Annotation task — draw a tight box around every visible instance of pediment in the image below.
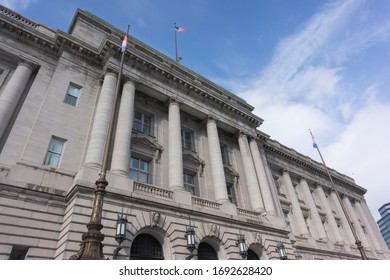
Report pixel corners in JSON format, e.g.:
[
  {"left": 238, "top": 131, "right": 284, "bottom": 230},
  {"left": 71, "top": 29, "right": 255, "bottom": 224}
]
[{"left": 131, "top": 132, "right": 163, "bottom": 151}]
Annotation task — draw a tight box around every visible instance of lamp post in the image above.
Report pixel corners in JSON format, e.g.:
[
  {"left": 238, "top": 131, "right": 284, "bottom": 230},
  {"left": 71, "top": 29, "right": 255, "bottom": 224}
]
[
  {"left": 113, "top": 214, "right": 128, "bottom": 259},
  {"left": 276, "top": 242, "right": 287, "bottom": 260},
  {"left": 236, "top": 234, "right": 248, "bottom": 259},
  {"left": 185, "top": 225, "right": 196, "bottom": 260},
  {"left": 70, "top": 25, "right": 130, "bottom": 260}
]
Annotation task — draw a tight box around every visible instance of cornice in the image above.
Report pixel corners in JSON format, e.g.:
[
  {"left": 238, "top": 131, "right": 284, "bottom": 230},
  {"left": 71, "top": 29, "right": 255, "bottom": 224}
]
[
  {"left": 1, "top": 5, "right": 263, "bottom": 130},
  {"left": 0, "top": 15, "right": 59, "bottom": 58},
  {"left": 263, "top": 139, "right": 367, "bottom": 196}
]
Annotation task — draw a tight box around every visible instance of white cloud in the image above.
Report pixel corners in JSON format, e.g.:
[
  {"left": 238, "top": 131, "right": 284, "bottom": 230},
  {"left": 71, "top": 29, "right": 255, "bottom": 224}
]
[
  {"left": 235, "top": 0, "right": 390, "bottom": 220},
  {"left": 0, "top": 0, "right": 39, "bottom": 10},
  {"left": 324, "top": 103, "right": 390, "bottom": 220}
]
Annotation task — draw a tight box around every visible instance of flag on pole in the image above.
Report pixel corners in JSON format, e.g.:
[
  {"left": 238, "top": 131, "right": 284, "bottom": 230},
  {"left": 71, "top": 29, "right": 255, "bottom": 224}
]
[
  {"left": 309, "top": 129, "right": 318, "bottom": 148},
  {"left": 175, "top": 26, "right": 184, "bottom": 32},
  {"left": 121, "top": 33, "right": 128, "bottom": 53}
]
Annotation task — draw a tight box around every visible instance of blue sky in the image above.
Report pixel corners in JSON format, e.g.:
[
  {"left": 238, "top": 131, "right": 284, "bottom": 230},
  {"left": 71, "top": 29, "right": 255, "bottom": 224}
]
[{"left": 2, "top": 0, "right": 390, "bottom": 221}]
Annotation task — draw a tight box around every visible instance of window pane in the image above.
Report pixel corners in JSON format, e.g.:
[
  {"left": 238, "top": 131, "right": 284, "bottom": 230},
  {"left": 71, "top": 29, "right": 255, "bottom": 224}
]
[
  {"left": 44, "top": 138, "right": 65, "bottom": 168},
  {"left": 67, "top": 85, "right": 80, "bottom": 97},
  {"left": 64, "top": 84, "right": 80, "bottom": 106},
  {"left": 138, "top": 173, "right": 148, "bottom": 183},
  {"left": 129, "top": 169, "right": 138, "bottom": 180},
  {"left": 140, "top": 160, "right": 149, "bottom": 172},
  {"left": 64, "top": 94, "right": 77, "bottom": 106},
  {"left": 131, "top": 157, "right": 139, "bottom": 169},
  {"left": 50, "top": 138, "right": 64, "bottom": 154}
]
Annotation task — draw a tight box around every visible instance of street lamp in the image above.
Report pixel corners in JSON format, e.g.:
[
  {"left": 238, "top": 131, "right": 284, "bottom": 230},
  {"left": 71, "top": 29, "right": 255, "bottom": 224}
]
[
  {"left": 69, "top": 25, "right": 130, "bottom": 260},
  {"left": 276, "top": 242, "right": 287, "bottom": 260},
  {"left": 113, "top": 214, "right": 128, "bottom": 259},
  {"left": 236, "top": 234, "right": 248, "bottom": 259},
  {"left": 185, "top": 225, "right": 196, "bottom": 260}
]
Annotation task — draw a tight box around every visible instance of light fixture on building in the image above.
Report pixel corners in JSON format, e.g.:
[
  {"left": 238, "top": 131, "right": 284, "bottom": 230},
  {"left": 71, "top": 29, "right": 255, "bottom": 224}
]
[
  {"left": 276, "top": 242, "right": 287, "bottom": 260},
  {"left": 113, "top": 214, "right": 128, "bottom": 259},
  {"left": 236, "top": 234, "right": 248, "bottom": 259},
  {"left": 185, "top": 225, "right": 196, "bottom": 260}
]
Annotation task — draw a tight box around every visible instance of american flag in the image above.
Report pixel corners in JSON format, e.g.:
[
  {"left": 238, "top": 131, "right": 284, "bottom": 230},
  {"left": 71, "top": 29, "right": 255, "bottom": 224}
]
[
  {"left": 309, "top": 129, "right": 318, "bottom": 148},
  {"left": 121, "top": 34, "right": 127, "bottom": 52},
  {"left": 175, "top": 26, "right": 184, "bottom": 32}
]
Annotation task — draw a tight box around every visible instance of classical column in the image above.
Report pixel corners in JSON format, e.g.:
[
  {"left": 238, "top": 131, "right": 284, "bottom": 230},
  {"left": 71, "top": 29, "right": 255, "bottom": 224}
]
[
  {"left": 315, "top": 186, "right": 343, "bottom": 243},
  {"left": 282, "top": 170, "right": 309, "bottom": 237},
  {"left": 0, "top": 61, "right": 34, "bottom": 139},
  {"left": 299, "top": 178, "right": 327, "bottom": 240},
  {"left": 249, "top": 138, "right": 276, "bottom": 214},
  {"left": 111, "top": 80, "right": 136, "bottom": 175},
  {"left": 206, "top": 117, "right": 229, "bottom": 203},
  {"left": 343, "top": 197, "right": 370, "bottom": 248},
  {"left": 168, "top": 100, "right": 184, "bottom": 191},
  {"left": 85, "top": 72, "right": 117, "bottom": 167},
  {"left": 238, "top": 133, "right": 264, "bottom": 212},
  {"left": 330, "top": 191, "right": 355, "bottom": 245},
  {"left": 360, "top": 200, "right": 389, "bottom": 251},
  {"left": 355, "top": 201, "right": 382, "bottom": 251}
]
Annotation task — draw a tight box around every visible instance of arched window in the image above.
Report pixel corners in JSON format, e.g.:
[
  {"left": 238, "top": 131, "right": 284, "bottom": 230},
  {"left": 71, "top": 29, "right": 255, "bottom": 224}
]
[
  {"left": 247, "top": 249, "right": 260, "bottom": 260},
  {"left": 197, "top": 242, "right": 218, "bottom": 260},
  {"left": 130, "top": 234, "right": 164, "bottom": 260}
]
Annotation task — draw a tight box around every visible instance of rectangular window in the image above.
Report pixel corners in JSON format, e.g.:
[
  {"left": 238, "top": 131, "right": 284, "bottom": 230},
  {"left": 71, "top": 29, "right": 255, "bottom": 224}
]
[
  {"left": 129, "top": 156, "right": 150, "bottom": 183},
  {"left": 43, "top": 137, "right": 65, "bottom": 168},
  {"left": 226, "top": 183, "right": 237, "bottom": 205},
  {"left": 9, "top": 246, "right": 29, "bottom": 260},
  {"left": 64, "top": 83, "right": 81, "bottom": 106},
  {"left": 220, "top": 145, "right": 229, "bottom": 165},
  {"left": 181, "top": 129, "right": 193, "bottom": 151},
  {"left": 183, "top": 172, "right": 197, "bottom": 196},
  {"left": 133, "top": 111, "right": 152, "bottom": 135}
]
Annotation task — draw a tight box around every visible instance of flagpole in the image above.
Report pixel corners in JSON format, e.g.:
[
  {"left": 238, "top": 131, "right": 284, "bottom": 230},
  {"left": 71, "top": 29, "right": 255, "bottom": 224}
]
[
  {"left": 174, "top": 23, "right": 181, "bottom": 62},
  {"left": 309, "top": 130, "right": 368, "bottom": 260},
  {"left": 70, "top": 25, "right": 130, "bottom": 260}
]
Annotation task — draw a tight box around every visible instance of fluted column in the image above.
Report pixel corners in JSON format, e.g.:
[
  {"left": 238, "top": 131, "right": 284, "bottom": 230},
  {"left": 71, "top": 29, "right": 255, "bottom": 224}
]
[
  {"left": 85, "top": 72, "right": 117, "bottom": 167},
  {"left": 355, "top": 200, "right": 381, "bottom": 250},
  {"left": 111, "top": 80, "right": 136, "bottom": 175},
  {"left": 206, "top": 117, "right": 229, "bottom": 203},
  {"left": 315, "top": 186, "right": 343, "bottom": 243},
  {"left": 249, "top": 138, "right": 276, "bottom": 214},
  {"left": 168, "top": 100, "right": 184, "bottom": 191},
  {"left": 360, "top": 200, "right": 389, "bottom": 251},
  {"left": 238, "top": 133, "right": 264, "bottom": 212},
  {"left": 299, "top": 178, "right": 327, "bottom": 240},
  {"left": 330, "top": 191, "right": 355, "bottom": 245},
  {"left": 343, "top": 197, "right": 370, "bottom": 248},
  {"left": 0, "top": 61, "right": 34, "bottom": 139},
  {"left": 282, "top": 171, "right": 309, "bottom": 237}
]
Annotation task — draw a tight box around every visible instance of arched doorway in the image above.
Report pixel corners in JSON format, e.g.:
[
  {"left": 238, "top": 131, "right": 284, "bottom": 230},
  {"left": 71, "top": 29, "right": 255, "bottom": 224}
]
[
  {"left": 130, "top": 233, "right": 164, "bottom": 260},
  {"left": 247, "top": 249, "right": 260, "bottom": 260},
  {"left": 197, "top": 242, "right": 218, "bottom": 260}
]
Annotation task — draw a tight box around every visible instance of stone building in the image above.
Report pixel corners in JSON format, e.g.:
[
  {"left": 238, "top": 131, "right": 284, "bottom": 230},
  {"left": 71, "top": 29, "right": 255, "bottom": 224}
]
[{"left": 0, "top": 5, "right": 388, "bottom": 260}]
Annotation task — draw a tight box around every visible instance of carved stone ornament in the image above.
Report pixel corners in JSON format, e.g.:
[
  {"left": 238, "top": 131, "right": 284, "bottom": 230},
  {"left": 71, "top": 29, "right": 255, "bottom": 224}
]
[
  {"left": 254, "top": 232, "right": 263, "bottom": 247},
  {"left": 151, "top": 211, "right": 161, "bottom": 227},
  {"left": 209, "top": 224, "right": 219, "bottom": 237}
]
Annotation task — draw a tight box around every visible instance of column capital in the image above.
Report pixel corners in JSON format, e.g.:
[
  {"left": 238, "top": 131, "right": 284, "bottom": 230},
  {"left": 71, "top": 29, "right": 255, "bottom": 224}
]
[
  {"left": 102, "top": 70, "right": 118, "bottom": 79},
  {"left": 207, "top": 115, "right": 217, "bottom": 123},
  {"left": 169, "top": 98, "right": 180, "bottom": 106},
  {"left": 123, "top": 77, "right": 138, "bottom": 87},
  {"left": 238, "top": 131, "right": 248, "bottom": 138},
  {"left": 299, "top": 176, "right": 307, "bottom": 182},
  {"left": 18, "top": 56, "right": 39, "bottom": 70},
  {"left": 282, "top": 168, "right": 290, "bottom": 175}
]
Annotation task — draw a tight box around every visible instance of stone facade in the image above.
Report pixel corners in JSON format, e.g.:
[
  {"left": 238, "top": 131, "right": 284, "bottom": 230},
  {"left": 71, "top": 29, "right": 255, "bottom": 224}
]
[{"left": 0, "top": 5, "right": 389, "bottom": 260}]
